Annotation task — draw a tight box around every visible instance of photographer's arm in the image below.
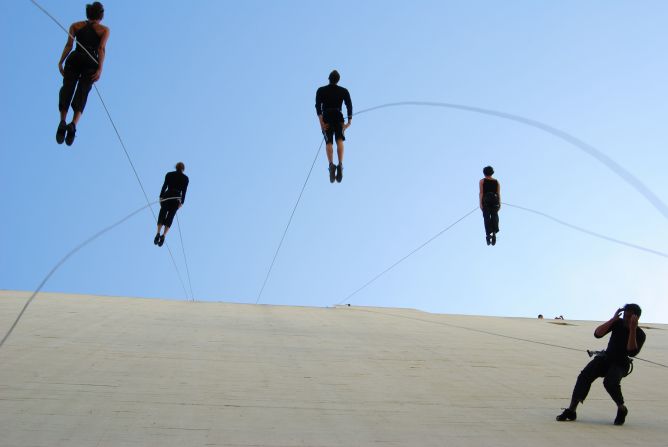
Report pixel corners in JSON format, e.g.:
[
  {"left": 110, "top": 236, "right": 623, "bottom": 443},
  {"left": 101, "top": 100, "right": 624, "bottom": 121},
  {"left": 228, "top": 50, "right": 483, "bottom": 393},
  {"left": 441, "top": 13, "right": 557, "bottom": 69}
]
[
  {"left": 626, "top": 314, "right": 639, "bottom": 354},
  {"left": 594, "top": 308, "right": 622, "bottom": 338}
]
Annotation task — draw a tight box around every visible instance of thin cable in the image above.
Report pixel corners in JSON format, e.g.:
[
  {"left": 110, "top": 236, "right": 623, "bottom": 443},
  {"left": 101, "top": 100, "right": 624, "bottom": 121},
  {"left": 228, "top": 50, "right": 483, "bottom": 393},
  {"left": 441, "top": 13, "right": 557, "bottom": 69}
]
[
  {"left": 503, "top": 202, "right": 668, "bottom": 259},
  {"left": 31, "top": 3, "right": 665, "bottom": 303},
  {"left": 93, "top": 88, "right": 189, "bottom": 300},
  {"left": 346, "top": 307, "right": 668, "bottom": 369},
  {"left": 634, "top": 357, "right": 668, "bottom": 368},
  {"left": 29, "top": 0, "right": 191, "bottom": 300},
  {"left": 336, "top": 207, "right": 478, "bottom": 305},
  {"left": 242, "top": 99, "right": 666, "bottom": 304},
  {"left": 256, "top": 137, "right": 325, "bottom": 304},
  {"left": 29, "top": 0, "right": 72, "bottom": 38},
  {"left": 337, "top": 202, "right": 666, "bottom": 306},
  {"left": 176, "top": 214, "right": 194, "bottom": 301},
  {"left": 92, "top": 89, "right": 152, "bottom": 209},
  {"left": 0, "top": 198, "right": 179, "bottom": 350},
  {"left": 350, "top": 307, "right": 582, "bottom": 351},
  {"left": 354, "top": 102, "right": 668, "bottom": 221}
]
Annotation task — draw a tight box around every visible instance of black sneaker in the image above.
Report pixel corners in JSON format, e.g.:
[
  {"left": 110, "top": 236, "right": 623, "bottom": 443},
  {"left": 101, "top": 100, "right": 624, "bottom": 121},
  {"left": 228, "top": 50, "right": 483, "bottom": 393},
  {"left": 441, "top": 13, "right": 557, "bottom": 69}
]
[
  {"left": 336, "top": 164, "right": 343, "bottom": 183},
  {"left": 491, "top": 234, "right": 497, "bottom": 246},
  {"left": 65, "top": 122, "right": 76, "bottom": 146},
  {"left": 614, "top": 405, "right": 628, "bottom": 426},
  {"left": 486, "top": 235, "right": 491, "bottom": 246},
  {"left": 56, "top": 120, "right": 67, "bottom": 144},
  {"left": 556, "top": 408, "right": 576, "bottom": 422},
  {"left": 329, "top": 163, "right": 336, "bottom": 183},
  {"left": 154, "top": 233, "right": 161, "bottom": 245},
  {"left": 158, "top": 235, "right": 165, "bottom": 247}
]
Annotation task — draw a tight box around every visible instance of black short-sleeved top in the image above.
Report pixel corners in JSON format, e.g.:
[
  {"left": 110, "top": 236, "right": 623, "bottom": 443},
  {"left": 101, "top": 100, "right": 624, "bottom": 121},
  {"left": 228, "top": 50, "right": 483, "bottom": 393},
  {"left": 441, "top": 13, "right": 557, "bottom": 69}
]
[{"left": 602, "top": 319, "right": 646, "bottom": 362}]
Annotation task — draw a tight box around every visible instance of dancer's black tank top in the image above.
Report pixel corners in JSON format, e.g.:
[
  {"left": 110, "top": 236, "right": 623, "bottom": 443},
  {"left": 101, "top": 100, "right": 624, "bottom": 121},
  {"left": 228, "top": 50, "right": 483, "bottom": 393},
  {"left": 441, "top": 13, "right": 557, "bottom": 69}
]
[
  {"left": 75, "top": 21, "right": 101, "bottom": 59},
  {"left": 483, "top": 178, "right": 498, "bottom": 194}
]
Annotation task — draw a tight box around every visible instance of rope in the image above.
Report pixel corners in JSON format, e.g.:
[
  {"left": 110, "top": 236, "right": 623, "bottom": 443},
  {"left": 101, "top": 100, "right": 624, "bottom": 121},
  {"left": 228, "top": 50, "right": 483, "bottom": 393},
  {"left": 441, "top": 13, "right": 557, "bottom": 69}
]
[
  {"left": 0, "top": 198, "right": 180, "bottom": 350},
  {"left": 255, "top": 137, "right": 325, "bottom": 304},
  {"left": 93, "top": 88, "right": 190, "bottom": 300},
  {"left": 347, "top": 307, "right": 668, "bottom": 369},
  {"left": 337, "top": 202, "right": 666, "bottom": 306},
  {"left": 176, "top": 214, "right": 194, "bottom": 301},
  {"left": 503, "top": 203, "right": 668, "bottom": 259},
  {"left": 29, "top": 0, "right": 73, "bottom": 40},
  {"left": 28, "top": 1, "right": 667, "bottom": 313},
  {"left": 29, "top": 0, "right": 192, "bottom": 300},
  {"left": 354, "top": 101, "right": 668, "bottom": 222},
  {"left": 634, "top": 357, "right": 668, "bottom": 369},
  {"left": 256, "top": 100, "right": 666, "bottom": 305},
  {"left": 336, "top": 207, "right": 479, "bottom": 305}
]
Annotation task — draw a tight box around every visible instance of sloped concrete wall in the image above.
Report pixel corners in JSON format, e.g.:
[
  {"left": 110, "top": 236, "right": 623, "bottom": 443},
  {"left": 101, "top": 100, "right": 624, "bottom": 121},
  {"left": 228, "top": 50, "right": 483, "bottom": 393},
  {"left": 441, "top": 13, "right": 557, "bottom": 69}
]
[{"left": 1, "top": 291, "right": 666, "bottom": 446}]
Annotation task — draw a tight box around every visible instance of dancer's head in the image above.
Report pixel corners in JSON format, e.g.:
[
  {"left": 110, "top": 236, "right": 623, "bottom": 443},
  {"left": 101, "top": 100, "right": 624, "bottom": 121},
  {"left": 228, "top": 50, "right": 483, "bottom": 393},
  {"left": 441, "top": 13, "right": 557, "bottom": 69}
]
[
  {"left": 86, "top": 2, "right": 104, "bottom": 21},
  {"left": 175, "top": 162, "right": 185, "bottom": 172},
  {"left": 483, "top": 166, "right": 494, "bottom": 177},
  {"left": 328, "top": 70, "right": 340, "bottom": 85}
]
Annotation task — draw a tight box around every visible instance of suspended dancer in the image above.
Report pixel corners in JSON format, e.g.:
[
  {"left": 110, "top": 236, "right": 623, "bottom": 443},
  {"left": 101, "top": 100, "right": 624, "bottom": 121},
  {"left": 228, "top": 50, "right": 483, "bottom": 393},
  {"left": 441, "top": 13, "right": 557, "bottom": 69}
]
[
  {"left": 315, "top": 70, "right": 353, "bottom": 183},
  {"left": 154, "top": 162, "right": 189, "bottom": 247}
]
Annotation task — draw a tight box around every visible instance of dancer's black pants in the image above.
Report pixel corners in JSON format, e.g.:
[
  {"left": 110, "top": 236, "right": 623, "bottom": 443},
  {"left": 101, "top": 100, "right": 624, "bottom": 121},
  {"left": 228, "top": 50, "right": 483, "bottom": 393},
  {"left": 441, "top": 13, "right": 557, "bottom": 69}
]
[
  {"left": 58, "top": 51, "right": 97, "bottom": 113},
  {"left": 481, "top": 206, "right": 499, "bottom": 235}
]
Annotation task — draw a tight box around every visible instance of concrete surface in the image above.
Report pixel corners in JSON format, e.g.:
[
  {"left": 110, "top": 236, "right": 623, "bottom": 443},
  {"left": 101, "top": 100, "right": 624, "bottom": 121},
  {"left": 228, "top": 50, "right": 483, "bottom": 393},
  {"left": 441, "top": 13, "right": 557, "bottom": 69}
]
[{"left": 0, "top": 290, "right": 666, "bottom": 446}]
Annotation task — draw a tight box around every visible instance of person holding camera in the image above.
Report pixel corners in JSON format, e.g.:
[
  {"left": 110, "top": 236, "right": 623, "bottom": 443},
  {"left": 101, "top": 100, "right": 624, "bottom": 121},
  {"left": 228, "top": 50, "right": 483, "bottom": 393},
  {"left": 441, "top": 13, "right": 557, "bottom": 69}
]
[{"left": 556, "top": 303, "right": 646, "bottom": 425}]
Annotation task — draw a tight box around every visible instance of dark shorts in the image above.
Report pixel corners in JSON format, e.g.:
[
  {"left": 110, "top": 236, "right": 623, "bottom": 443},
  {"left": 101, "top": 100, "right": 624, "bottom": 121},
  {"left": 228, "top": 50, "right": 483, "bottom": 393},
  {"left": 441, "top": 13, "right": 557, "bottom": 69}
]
[
  {"left": 157, "top": 197, "right": 180, "bottom": 228},
  {"left": 322, "top": 110, "right": 345, "bottom": 144}
]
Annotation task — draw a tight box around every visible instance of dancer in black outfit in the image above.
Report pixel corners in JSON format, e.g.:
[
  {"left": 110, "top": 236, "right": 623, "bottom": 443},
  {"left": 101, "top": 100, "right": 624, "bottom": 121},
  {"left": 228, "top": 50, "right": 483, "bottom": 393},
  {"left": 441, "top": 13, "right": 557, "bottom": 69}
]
[
  {"left": 556, "top": 304, "right": 646, "bottom": 425},
  {"left": 155, "top": 162, "right": 189, "bottom": 247},
  {"left": 315, "top": 70, "right": 353, "bottom": 183},
  {"left": 479, "top": 166, "right": 500, "bottom": 245},
  {"left": 56, "top": 2, "right": 110, "bottom": 146}
]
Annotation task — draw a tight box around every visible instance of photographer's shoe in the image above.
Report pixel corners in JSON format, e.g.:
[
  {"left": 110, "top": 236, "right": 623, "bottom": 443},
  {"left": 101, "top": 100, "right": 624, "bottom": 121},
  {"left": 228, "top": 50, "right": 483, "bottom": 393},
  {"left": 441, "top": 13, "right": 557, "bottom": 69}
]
[
  {"left": 556, "top": 408, "right": 576, "bottom": 421},
  {"left": 614, "top": 405, "right": 628, "bottom": 425}
]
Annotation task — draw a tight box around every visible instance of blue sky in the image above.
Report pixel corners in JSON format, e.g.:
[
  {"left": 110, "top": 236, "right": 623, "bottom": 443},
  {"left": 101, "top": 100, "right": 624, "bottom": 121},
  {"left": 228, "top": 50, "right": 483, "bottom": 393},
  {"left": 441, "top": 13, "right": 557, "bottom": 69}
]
[{"left": 1, "top": 0, "right": 667, "bottom": 322}]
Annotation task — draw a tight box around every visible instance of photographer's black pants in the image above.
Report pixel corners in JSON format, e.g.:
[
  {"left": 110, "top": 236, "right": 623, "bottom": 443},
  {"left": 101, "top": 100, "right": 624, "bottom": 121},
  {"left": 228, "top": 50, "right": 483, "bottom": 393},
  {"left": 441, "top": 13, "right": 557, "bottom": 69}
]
[{"left": 572, "top": 355, "right": 629, "bottom": 406}]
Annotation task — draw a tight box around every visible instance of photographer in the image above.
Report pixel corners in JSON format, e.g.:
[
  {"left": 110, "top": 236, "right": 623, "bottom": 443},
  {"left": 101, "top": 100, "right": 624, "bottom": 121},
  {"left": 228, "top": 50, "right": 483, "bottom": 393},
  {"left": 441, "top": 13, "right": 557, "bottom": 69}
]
[{"left": 556, "top": 304, "right": 646, "bottom": 425}]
